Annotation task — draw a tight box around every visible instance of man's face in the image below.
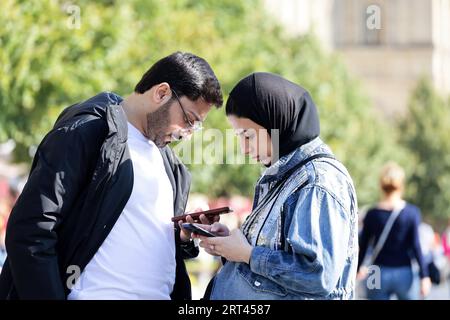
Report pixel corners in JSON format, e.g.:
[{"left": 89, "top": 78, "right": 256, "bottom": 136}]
[{"left": 145, "top": 88, "right": 212, "bottom": 148}]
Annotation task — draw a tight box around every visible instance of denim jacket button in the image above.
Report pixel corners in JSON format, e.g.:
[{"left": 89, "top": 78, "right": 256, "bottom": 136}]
[{"left": 254, "top": 281, "right": 261, "bottom": 287}]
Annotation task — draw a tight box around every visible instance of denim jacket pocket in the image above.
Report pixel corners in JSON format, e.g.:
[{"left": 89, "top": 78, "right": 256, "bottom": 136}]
[{"left": 237, "top": 263, "right": 288, "bottom": 297}]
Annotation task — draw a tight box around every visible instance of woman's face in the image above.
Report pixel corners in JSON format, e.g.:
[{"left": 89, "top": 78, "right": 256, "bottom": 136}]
[{"left": 227, "top": 115, "right": 272, "bottom": 166}]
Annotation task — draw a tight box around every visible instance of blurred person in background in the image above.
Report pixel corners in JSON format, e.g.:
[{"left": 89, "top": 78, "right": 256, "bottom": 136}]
[
  {"left": 419, "top": 221, "right": 436, "bottom": 268},
  {"left": 195, "top": 72, "right": 358, "bottom": 300},
  {"left": 443, "top": 219, "right": 450, "bottom": 262},
  {"left": 0, "top": 189, "right": 15, "bottom": 271},
  {"left": 357, "top": 162, "right": 431, "bottom": 300},
  {"left": 0, "top": 199, "right": 8, "bottom": 271},
  {"left": 442, "top": 219, "right": 450, "bottom": 294},
  {"left": 419, "top": 220, "right": 447, "bottom": 288}
]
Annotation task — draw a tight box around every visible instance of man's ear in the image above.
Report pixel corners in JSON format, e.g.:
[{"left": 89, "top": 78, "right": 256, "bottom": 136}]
[{"left": 153, "top": 82, "right": 172, "bottom": 104}]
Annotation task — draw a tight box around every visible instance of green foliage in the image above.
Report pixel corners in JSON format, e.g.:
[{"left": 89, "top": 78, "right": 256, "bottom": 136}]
[
  {"left": 0, "top": 0, "right": 143, "bottom": 160},
  {"left": 137, "top": 1, "right": 409, "bottom": 204},
  {"left": 0, "top": 0, "right": 437, "bottom": 213},
  {"left": 400, "top": 79, "right": 450, "bottom": 221}
]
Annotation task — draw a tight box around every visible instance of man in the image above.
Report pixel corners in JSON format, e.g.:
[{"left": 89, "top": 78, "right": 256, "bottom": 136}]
[{"left": 0, "top": 52, "right": 223, "bottom": 300}]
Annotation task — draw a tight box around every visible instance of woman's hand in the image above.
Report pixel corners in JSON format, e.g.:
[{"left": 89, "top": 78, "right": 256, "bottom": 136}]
[
  {"left": 197, "top": 229, "right": 253, "bottom": 264},
  {"left": 178, "top": 209, "right": 220, "bottom": 242},
  {"left": 190, "top": 222, "right": 231, "bottom": 255},
  {"left": 356, "top": 266, "right": 368, "bottom": 281},
  {"left": 420, "top": 277, "right": 432, "bottom": 298},
  {"left": 191, "top": 222, "right": 230, "bottom": 238}
]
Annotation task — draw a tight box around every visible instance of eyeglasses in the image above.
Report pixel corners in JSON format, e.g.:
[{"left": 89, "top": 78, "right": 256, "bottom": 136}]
[
  {"left": 172, "top": 90, "right": 202, "bottom": 131},
  {"left": 171, "top": 90, "right": 202, "bottom": 141}
]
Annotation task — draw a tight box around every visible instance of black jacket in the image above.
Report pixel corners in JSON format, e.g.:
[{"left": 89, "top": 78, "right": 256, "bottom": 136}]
[{"left": 0, "top": 92, "right": 198, "bottom": 300}]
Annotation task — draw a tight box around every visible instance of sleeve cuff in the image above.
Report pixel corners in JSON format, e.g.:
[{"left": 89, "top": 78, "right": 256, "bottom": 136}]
[
  {"left": 419, "top": 265, "right": 429, "bottom": 279},
  {"left": 249, "top": 246, "right": 271, "bottom": 276}
]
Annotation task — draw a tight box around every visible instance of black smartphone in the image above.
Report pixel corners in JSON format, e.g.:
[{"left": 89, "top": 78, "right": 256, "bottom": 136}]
[{"left": 181, "top": 223, "right": 216, "bottom": 237}]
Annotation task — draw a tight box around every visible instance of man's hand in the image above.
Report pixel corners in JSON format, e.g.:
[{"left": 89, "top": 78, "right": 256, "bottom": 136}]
[
  {"left": 197, "top": 228, "right": 253, "bottom": 264},
  {"left": 178, "top": 208, "right": 221, "bottom": 242}
]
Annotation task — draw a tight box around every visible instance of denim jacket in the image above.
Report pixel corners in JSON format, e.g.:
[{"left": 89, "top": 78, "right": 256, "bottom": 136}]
[{"left": 210, "top": 137, "right": 358, "bottom": 300}]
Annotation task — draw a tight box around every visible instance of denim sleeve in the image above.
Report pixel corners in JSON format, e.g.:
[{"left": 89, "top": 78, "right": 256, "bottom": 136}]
[{"left": 249, "top": 185, "right": 352, "bottom": 296}]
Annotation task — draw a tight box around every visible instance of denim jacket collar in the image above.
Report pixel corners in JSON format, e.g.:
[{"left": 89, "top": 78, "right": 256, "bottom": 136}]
[{"left": 260, "top": 137, "right": 327, "bottom": 184}]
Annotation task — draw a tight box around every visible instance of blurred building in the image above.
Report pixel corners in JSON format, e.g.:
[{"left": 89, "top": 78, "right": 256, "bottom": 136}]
[{"left": 264, "top": 0, "right": 450, "bottom": 118}]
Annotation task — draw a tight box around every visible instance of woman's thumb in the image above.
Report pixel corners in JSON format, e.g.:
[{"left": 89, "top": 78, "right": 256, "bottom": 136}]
[{"left": 211, "top": 222, "right": 220, "bottom": 233}]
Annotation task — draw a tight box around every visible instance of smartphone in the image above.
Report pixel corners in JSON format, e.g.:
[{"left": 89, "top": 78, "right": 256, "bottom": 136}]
[
  {"left": 171, "top": 206, "right": 233, "bottom": 223},
  {"left": 181, "top": 223, "right": 216, "bottom": 237}
]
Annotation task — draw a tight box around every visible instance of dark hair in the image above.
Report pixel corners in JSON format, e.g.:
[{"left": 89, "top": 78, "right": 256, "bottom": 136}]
[{"left": 135, "top": 52, "right": 223, "bottom": 108}]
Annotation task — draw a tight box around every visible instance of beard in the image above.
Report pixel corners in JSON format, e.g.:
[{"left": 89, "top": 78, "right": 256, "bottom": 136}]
[{"left": 144, "top": 100, "right": 172, "bottom": 148}]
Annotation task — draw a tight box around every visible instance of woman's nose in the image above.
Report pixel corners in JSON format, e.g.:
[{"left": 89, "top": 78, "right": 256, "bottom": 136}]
[{"left": 240, "top": 140, "right": 250, "bottom": 155}]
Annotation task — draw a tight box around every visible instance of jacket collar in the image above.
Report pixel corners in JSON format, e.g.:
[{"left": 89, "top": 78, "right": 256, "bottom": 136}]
[
  {"left": 260, "top": 137, "right": 330, "bottom": 184},
  {"left": 106, "top": 97, "right": 127, "bottom": 144}
]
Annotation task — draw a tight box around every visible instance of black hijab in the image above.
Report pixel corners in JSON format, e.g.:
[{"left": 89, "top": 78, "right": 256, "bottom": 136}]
[{"left": 226, "top": 72, "right": 320, "bottom": 160}]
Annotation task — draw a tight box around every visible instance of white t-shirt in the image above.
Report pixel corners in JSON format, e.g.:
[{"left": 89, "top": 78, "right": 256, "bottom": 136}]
[{"left": 68, "top": 122, "right": 176, "bottom": 300}]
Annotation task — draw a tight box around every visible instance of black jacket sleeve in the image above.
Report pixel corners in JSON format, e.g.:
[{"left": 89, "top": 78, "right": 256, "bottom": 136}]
[
  {"left": 174, "top": 225, "right": 199, "bottom": 259},
  {"left": 5, "top": 116, "right": 106, "bottom": 299}
]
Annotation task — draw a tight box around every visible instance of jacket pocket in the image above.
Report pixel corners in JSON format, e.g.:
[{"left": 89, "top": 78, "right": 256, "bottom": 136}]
[{"left": 237, "top": 263, "right": 288, "bottom": 297}]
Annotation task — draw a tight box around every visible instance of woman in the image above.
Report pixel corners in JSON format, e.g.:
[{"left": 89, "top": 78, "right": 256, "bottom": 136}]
[
  {"left": 357, "top": 162, "right": 431, "bottom": 300},
  {"left": 194, "top": 72, "right": 358, "bottom": 299}
]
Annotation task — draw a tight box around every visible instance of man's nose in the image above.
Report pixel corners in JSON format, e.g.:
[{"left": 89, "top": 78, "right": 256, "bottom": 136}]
[{"left": 184, "top": 132, "right": 194, "bottom": 140}]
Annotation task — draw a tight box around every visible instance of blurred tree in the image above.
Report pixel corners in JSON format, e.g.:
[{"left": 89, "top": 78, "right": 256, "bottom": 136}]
[
  {"left": 154, "top": 2, "right": 411, "bottom": 206},
  {"left": 400, "top": 79, "right": 450, "bottom": 222},
  {"left": 0, "top": 0, "right": 411, "bottom": 208},
  {"left": 0, "top": 0, "right": 143, "bottom": 161}
]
